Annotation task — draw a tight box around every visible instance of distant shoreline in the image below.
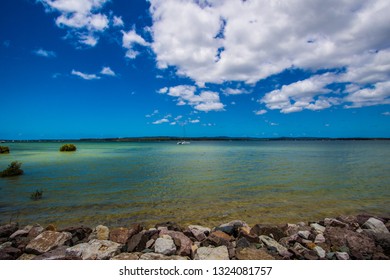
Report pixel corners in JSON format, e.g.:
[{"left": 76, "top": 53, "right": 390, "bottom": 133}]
[{"left": 1, "top": 136, "right": 390, "bottom": 143}]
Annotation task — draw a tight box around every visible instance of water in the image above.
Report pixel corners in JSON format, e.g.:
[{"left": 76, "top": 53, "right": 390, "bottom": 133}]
[{"left": 0, "top": 141, "right": 389, "bottom": 228}]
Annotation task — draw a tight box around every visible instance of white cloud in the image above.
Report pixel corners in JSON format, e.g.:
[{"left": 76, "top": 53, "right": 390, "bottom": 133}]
[
  {"left": 254, "top": 109, "right": 267, "bottom": 115},
  {"left": 382, "top": 112, "right": 390, "bottom": 116},
  {"left": 161, "top": 85, "right": 225, "bottom": 112},
  {"left": 33, "top": 48, "right": 56, "bottom": 58},
  {"left": 100, "top": 66, "right": 116, "bottom": 76},
  {"left": 152, "top": 118, "right": 169, "bottom": 125},
  {"left": 149, "top": 0, "right": 390, "bottom": 110},
  {"left": 344, "top": 81, "right": 390, "bottom": 108},
  {"left": 113, "top": 16, "right": 124, "bottom": 27},
  {"left": 39, "top": 0, "right": 110, "bottom": 46},
  {"left": 71, "top": 69, "right": 100, "bottom": 80},
  {"left": 122, "top": 29, "right": 149, "bottom": 59},
  {"left": 222, "top": 87, "right": 250, "bottom": 95},
  {"left": 189, "top": 119, "right": 200, "bottom": 123}
]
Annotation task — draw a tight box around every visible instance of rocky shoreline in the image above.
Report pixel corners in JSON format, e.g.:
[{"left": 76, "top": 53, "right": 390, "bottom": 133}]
[{"left": 0, "top": 214, "right": 389, "bottom": 260}]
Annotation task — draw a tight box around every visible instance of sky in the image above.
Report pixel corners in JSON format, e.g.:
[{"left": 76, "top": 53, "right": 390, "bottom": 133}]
[{"left": 1, "top": 0, "right": 390, "bottom": 139}]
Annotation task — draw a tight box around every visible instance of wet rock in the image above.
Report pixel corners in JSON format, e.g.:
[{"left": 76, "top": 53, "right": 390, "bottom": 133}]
[
  {"left": 0, "top": 223, "right": 18, "bottom": 238},
  {"left": 25, "top": 231, "right": 72, "bottom": 254},
  {"left": 155, "top": 222, "right": 182, "bottom": 232},
  {"left": 126, "top": 231, "right": 149, "bottom": 252},
  {"left": 313, "top": 246, "right": 326, "bottom": 258},
  {"left": 194, "top": 246, "right": 229, "bottom": 260},
  {"left": 188, "top": 225, "right": 210, "bottom": 241},
  {"left": 336, "top": 252, "right": 350, "bottom": 260},
  {"left": 310, "top": 223, "right": 326, "bottom": 234},
  {"left": 33, "top": 246, "right": 70, "bottom": 260},
  {"left": 236, "top": 248, "right": 275, "bottom": 260},
  {"left": 251, "top": 224, "right": 286, "bottom": 241},
  {"left": 159, "top": 229, "right": 192, "bottom": 256},
  {"left": 66, "top": 239, "right": 122, "bottom": 260},
  {"left": 109, "top": 227, "right": 132, "bottom": 244},
  {"left": 140, "top": 252, "right": 189, "bottom": 260},
  {"left": 154, "top": 235, "right": 176, "bottom": 255},
  {"left": 362, "top": 218, "right": 389, "bottom": 234},
  {"left": 111, "top": 252, "right": 141, "bottom": 260},
  {"left": 259, "top": 235, "right": 291, "bottom": 258},
  {"left": 10, "top": 225, "right": 33, "bottom": 239}
]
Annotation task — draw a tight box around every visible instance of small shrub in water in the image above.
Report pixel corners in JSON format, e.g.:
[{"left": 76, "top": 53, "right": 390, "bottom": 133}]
[
  {"left": 0, "top": 146, "right": 10, "bottom": 154},
  {"left": 31, "top": 190, "right": 43, "bottom": 201},
  {"left": 0, "top": 161, "right": 23, "bottom": 177},
  {"left": 60, "top": 144, "right": 77, "bottom": 152}
]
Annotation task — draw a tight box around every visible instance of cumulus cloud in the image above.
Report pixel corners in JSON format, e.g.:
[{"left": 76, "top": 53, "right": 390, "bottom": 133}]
[
  {"left": 152, "top": 118, "right": 169, "bottom": 125},
  {"left": 149, "top": 0, "right": 390, "bottom": 112},
  {"left": 254, "top": 109, "right": 267, "bottom": 115},
  {"left": 122, "top": 29, "right": 149, "bottom": 59},
  {"left": 100, "top": 66, "right": 116, "bottom": 76},
  {"left": 71, "top": 69, "right": 100, "bottom": 80},
  {"left": 160, "top": 85, "right": 225, "bottom": 112},
  {"left": 39, "top": 0, "right": 122, "bottom": 47},
  {"left": 33, "top": 48, "right": 56, "bottom": 58}
]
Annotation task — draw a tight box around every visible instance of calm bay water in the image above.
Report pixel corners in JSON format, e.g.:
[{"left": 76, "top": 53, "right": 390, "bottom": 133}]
[{"left": 0, "top": 141, "right": 389, "bottom": 228}]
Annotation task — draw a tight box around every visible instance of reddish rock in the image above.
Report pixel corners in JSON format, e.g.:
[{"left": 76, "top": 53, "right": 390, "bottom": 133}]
[
  {"left": 236, "top": 248, "right": 275, "bottom": 260},
  {"left": 346, "top": 232, "right": 376, "bottom": 259},
  {"left": 60, "top": 226, "right": 92, "bottom": 244},
  {"left": 251, "top": 224, "right": 286, "bottom": 241},
  {"left": 238, "top": 229, "right": 259, "bottom": 243},
  {"left": 0, "top": 246, "right": 22, "bottom": 259},
  {"left": 27, "top": 225, "right": 44, "bottom": 239},
  {"left": 126, "top": 231, "right": 149, "bottom": 252},
  {"left": 109, "top": 227, "right": 132, "bottom": 244},
  {"left": 324, "top": 218, "right": 347, "bottom": 228}
]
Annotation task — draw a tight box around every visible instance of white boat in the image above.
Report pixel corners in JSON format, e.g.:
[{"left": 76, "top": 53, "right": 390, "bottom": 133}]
[{"left": 177, "top": 140, "right": 190, "bottom": 145}]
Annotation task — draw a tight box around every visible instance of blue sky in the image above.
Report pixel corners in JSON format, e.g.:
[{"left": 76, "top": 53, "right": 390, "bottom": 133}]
[{"left": 1, "top": 0, "right": 389, "bottom": 139}]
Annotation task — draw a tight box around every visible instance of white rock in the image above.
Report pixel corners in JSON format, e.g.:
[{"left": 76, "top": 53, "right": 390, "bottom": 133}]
[
  {"left": 194, "top": 246, "right": 229, "bottom": 260},
  {"left": 260, "top": 235, "right": 291, "bottom": 257},
  {"left": 336, "top": 252, "right": 350, "bottom": 260},
  {"left": 362, "top": 218, "right": 389, "bottom": 234},
  {"left": 154, "top": 236, "right": 176, "bottom": 255},
  {"left": 10, "top": 225, "right": 33, "bottom": 239},
  {"left": 66, "top": 239, "right": 122, "bottom": 260},
  {"left": 310, "top": 223, "right": 326, "bottom": 234},
  {"left": 314, "top": 234, "right": 326, "bottom": 243},
  {"left": 313, "top": 246, "right": 326, "bottom": 258},
  {"left": 298, "top": 230, "right": 311, "bottom": 239},
  {"left": 188, "top": 225, "right": 211, "bottom": 241}
]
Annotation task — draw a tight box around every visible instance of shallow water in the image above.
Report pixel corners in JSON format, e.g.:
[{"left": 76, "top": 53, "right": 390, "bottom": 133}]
[{"left": 0, "top": 141, "right": 389, "bottom": 228}]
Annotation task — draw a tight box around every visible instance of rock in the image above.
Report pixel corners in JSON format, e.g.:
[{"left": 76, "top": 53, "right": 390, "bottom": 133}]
[
  {"left": 159, "top": 229, "right": 193, "bottom": 256},
  {"left": 236, "top": 248, "right": 275, "bottom": 260},
  {"left": 146, "top": 239, "right": 155, "bottom": 249},
  {"left": 304, "top": 242, "right": 317, "bottom": 250},
  {"left": 140, "top": 253, "right": 188, "bottom": 260},
  {"left": 10, "top": 225, "right": 33, "bottom": 239},
  {"left": 356, "top": 214, "right": 372, "bottom": 226},
  {"left": 60, "top": 226, "right": 92, "bottom": 244},
  {"left": 324, "top": 227, "right": 350, "bottom": 249},
  {"left": 17, "top": 253, "right": 37, "bottom": 260},
  {"left": 336, "top": 252, "right": 350, "bottom": 260},
  {"left": 66, "top": 239, "right": 122, "bottom": 260},
  {"left": 33, "top": 246, "right": 70, "bottom": 260},
  {"left": 154, "top": 235, "right": 176, "bottom": 255},
  {"left": 27, "top": 224, "right": 44, "bottom": 239},
  {"left": 283, "top": 223, "right": 300, "bottom": 236},
  {"left": 155, "top": 222, "right": 182, "bottom": 232},
  {"left": 314, "top": 234, "right": 326, "bottom": 243},
  {"left": 313, "top": 246, "right": 326, "bottom": 258},
  {"left": 324, "top": 218, "right": 347, "bottom": 228},
  {"left": 45, "top": 224, "right": 57, "bottom": 231},
  {"left": 346, "top": 232, "right": 376, "bottom": 259},
  {"left": 126, "top": 231, "right": 149, "bottom": 252},
  {"left": 188, "top": 225, "right": 210, "bottom": 241},
  {"left": 0, "top": 246, "right": 22, "bottom": 259},
  {"left": 236, "top": 237, "right": 251, "bottom": 249},
  {"left": 251, "top": 224, "right": 286, "bottom": 241},
  {"left": 298, "top": 231, "right": 311, "bottom": 239},
  {"left": 310, "top": 223, "right": 326, "bottom": 234},
  {"left": 289, "top": 242, "right": 309, "bottom": 259},
  {"left": 214, "top": 225, "right": 234, "bottom": 235},
  {"left": 25, "top": 231, "right": 72, "bottom": 254},
  {"left": 0, "top": 223, "right": 18, "bottom": 238},
  {"left": 109, "top": 227, "right": 132, "bottom": 244},
  {"left": 303, "top": 250, "right": 319, "bottom": 260},
  {"left": 362, "top": 218, "right": 389, "bottom": 234},
  {"left": 96, "top": 225, "right": 109, "bottom": 240},
  {"left": 194, "top": 246, "right": 229, "bottom": 260},
  {"left": 0, "top": 241, "right": 13, "bottom": 250},
  {"left": 259, "top": 235, "right": 291, "bottom": 257},
  {"left": 217, "top": 220, "right": 248, "bottom": 236},
  {"left": 238, "top": 230, "right": 259, "bottom": 243},
  {"left": 111, "top": 252, "right": 141, "bottom": 260},
  {"left": 210, "top": 230, "right": 233, "bottom": 242},
  {"left": 372, "top": 233, "right": 390, "bottom": 256},
  {"left": 0, "top": 251, "right": 14, "bottom": 260}
]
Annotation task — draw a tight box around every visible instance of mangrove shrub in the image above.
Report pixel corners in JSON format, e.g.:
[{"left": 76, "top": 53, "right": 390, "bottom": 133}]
[
  {"left": 59, "top": 144, "right": 77, "bottom": 152},
  {"left": 0, "top": 146, "right": 10, "bottom": 154},
  {"left": 0, "top": 161, "right": 24, "bottom": 177}
]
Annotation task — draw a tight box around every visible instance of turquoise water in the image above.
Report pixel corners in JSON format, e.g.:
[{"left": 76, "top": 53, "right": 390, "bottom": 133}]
[{"left": 0, "top": 141, "right": 389, "bottom": 228}]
